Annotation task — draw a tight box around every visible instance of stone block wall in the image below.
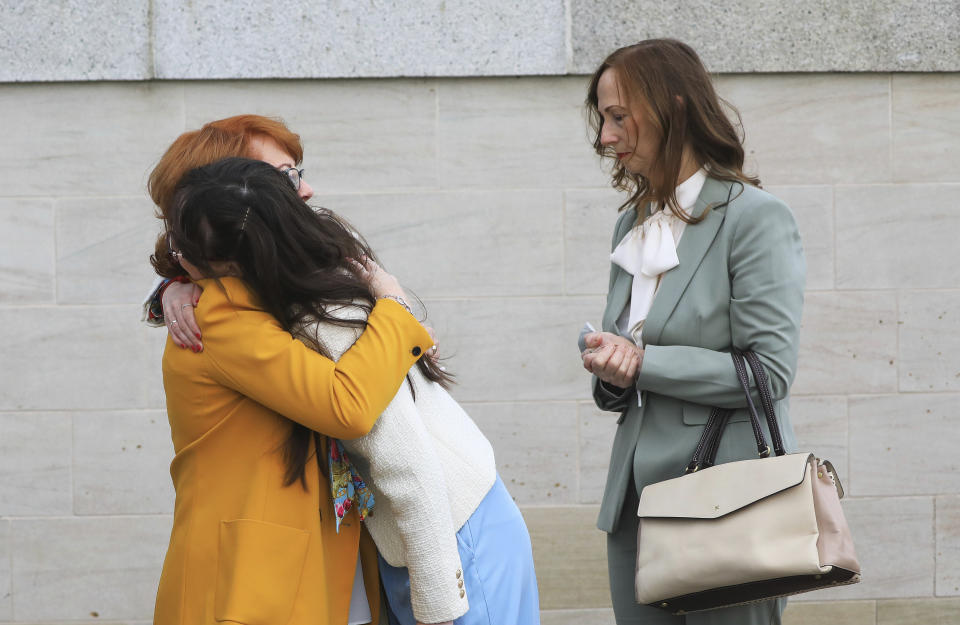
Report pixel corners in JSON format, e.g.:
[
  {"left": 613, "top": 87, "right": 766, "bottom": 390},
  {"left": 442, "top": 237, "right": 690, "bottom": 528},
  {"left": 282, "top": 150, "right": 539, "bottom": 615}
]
[
  {"left": 1, "top": 71, "right": 959, "bottom": 624},
  {"left": 2, "top": 1, "right": 959, "bottom": 623}
]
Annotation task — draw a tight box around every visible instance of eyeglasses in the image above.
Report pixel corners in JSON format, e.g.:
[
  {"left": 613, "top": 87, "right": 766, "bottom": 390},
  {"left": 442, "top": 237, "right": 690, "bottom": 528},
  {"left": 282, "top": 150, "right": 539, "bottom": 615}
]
[
  {"left": 281, "top": 167, "right": 305, "bottom": 191},
  {"left": 166, "top": 233, "right": 183, "bottom": 264}
]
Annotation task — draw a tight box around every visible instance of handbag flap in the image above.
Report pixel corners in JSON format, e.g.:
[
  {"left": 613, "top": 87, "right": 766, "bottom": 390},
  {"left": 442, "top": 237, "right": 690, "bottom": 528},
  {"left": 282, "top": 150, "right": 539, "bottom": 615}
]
[{"left": 637, "top": 453, "right": 814, "bottom": 520}]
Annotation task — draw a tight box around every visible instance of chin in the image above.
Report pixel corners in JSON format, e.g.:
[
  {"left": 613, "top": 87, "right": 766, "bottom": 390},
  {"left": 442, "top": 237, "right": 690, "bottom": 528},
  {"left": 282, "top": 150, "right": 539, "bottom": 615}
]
[{"left": 621, "top": 163, "right": 646, "bottom": 177}]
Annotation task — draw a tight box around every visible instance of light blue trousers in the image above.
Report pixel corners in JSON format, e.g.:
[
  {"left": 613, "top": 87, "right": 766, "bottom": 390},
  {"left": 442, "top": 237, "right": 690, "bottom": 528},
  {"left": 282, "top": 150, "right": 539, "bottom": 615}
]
[{"left": 379, "top": 475, "right": 541, "bottom": 625}]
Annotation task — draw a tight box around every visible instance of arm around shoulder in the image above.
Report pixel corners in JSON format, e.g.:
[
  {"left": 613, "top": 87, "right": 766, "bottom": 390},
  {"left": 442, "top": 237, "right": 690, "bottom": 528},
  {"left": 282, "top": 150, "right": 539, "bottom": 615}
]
[{"left": 205, "top": 296, "right": 434, "bottom": 439}]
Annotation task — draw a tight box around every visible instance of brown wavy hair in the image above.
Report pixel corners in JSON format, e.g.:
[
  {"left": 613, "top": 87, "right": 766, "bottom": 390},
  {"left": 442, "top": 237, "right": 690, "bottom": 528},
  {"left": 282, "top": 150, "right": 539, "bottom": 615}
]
[
  {"left": 586, "top": 39, "right": 759, "bottom": 224},
  {"left": 149, "top": 115, "right": 304, "bottom": 278}
]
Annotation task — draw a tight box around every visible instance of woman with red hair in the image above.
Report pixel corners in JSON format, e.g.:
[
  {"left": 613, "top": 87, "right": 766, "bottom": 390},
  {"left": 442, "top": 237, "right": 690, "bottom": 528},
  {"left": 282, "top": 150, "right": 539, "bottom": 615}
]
[
  {"left": 145, "top": 116, "right": 539, "bottom": 625},
  {"left": 142, "top": 114, "right": 314, "bottom": 348}
]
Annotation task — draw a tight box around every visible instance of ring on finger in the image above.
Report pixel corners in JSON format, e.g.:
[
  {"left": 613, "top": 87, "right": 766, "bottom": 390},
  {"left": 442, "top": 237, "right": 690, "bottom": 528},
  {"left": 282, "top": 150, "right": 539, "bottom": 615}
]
[
  {"left": 170, "top": 319, "right": 179, "bottom": 325},
  {"left": 181, "top": 303, "right": 192, "bottom": 310}
]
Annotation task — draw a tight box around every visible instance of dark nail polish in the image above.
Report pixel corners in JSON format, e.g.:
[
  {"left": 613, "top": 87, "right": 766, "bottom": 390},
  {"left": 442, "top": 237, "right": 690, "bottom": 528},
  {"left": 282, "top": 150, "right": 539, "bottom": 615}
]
[{"left": 195, "top": 333, "right": 201, "bottom": 339}]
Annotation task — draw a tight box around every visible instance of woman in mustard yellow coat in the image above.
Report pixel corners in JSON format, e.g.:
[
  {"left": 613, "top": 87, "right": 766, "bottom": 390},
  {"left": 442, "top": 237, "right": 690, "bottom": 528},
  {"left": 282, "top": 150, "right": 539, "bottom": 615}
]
[{"left": 153, "top": 157, "right": 434, "bottom": 625}]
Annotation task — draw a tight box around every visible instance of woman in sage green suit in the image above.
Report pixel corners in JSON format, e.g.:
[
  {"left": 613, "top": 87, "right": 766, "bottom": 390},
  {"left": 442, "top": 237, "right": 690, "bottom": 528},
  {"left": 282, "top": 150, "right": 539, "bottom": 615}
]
[{"left": 580, "top": 40, "right": 806, "bottom": 624}]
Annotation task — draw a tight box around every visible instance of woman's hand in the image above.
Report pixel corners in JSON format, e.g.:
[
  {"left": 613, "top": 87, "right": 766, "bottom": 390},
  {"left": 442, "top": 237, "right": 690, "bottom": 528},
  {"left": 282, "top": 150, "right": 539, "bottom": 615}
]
[
  {"left": 424, "top": 325, "right": 440, "bottom": 363},
  {"left": 351, "top": 258, "right": 441, "bottom": 358},
  {"left": 350, "top": 257, "right": 406, "bottom": 300},
  {"left": 163, "top": 281, "right": 203, "bottom": 351},
  {"left": 582, "top": 331, "right": 643, "bottom": 388}
]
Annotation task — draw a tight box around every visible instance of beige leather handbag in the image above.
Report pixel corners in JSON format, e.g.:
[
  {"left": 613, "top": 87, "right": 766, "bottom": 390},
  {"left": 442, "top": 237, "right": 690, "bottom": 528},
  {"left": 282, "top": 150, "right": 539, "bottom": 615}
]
[{"left": 634, "top": 350, "right": 860, "bottom": 615}]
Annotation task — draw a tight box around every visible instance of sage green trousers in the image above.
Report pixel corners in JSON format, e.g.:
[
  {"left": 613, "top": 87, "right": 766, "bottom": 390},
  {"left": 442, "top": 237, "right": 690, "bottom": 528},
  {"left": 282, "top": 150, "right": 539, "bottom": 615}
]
[{"left": 606, "top": 476, "right": 786, "bottom": 625}]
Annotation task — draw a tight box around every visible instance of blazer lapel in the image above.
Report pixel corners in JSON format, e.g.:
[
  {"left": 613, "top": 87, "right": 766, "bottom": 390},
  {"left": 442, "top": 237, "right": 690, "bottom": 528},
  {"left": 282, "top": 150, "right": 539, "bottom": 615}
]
[
  {"left": 603, "top": 267, "right": 633, "bottom": 333},
  {"left": 603, "top": 210, "right": 641, "bottom": 333},
  {"left": 643, "top": 177, "right": 734, "bottom": 346}
]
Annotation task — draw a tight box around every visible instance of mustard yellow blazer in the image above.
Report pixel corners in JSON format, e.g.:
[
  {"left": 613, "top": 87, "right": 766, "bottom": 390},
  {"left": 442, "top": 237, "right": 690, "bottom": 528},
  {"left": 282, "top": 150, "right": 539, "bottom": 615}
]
[{"left": 154, "top": 277, "right": 433, "bottom": 625}]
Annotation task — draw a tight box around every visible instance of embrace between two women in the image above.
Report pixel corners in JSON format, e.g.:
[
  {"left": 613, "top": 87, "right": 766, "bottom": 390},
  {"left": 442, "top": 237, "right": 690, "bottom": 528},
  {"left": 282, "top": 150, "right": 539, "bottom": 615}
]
[{"left": 146, "top": 39, "right": 805, "bottom": 625}]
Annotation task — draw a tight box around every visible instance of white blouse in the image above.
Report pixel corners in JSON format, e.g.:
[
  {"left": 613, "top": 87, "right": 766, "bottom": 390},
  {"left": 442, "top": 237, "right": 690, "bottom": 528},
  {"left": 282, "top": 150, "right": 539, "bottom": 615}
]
[
  {"left": 612, "top": 168, "right": 707, "bottom": 344},
  {"left": 347, "top": 557, "right": 372, "bottom": 624}
]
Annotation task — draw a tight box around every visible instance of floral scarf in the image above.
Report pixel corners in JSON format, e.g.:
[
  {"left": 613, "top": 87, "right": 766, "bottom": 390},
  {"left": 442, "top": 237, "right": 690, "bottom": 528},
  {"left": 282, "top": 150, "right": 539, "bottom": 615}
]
[{"left": 328, "top": 438, "right": 375, "bottom": 533}]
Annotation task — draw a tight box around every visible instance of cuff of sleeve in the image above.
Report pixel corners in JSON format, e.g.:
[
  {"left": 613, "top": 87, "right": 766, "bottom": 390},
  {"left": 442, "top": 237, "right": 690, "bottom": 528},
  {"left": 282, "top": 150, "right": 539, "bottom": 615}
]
[
  {"left": 597, "top": 379, "right": 631, "bottom": 399},
  {"left": 141, "top": 276, "right": 167, "bottom": 323},
  {"left": 142, "top": 276, "right": 193, "bottom": 325},
  {"left": 409, "top": 565, "right": 470, "bottom": 624},
  {"left": 370, "top": 297, "right": 434, "bottom": 361},
  {"left": 634, "top": 343, "right": 667, "bottom": 390}
]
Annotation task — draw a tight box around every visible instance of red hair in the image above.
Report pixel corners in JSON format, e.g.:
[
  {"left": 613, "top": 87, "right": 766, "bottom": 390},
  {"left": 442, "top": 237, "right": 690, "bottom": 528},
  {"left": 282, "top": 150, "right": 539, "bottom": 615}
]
[{"left": 148, "top": 115, "right": 304, "bottom": 278}]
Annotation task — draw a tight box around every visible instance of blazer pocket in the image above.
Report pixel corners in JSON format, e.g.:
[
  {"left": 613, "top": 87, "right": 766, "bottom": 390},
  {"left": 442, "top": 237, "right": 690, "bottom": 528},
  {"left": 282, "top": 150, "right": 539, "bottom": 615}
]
[
  {"left": 681, "top": 401, "right": 750, "bottom": 426},
  {"left": 215, "top": 519, "right": 310, "bottom": 625}
]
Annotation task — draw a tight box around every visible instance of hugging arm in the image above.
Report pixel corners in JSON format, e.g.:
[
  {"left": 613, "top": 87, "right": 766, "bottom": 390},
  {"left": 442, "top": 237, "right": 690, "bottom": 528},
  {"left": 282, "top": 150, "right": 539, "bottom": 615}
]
[
  {"left": 205, "top": 299, "right": 433, "bottom": 438},
  {"left": 142, "top": 278, "right": 204, "bottom": 350}
]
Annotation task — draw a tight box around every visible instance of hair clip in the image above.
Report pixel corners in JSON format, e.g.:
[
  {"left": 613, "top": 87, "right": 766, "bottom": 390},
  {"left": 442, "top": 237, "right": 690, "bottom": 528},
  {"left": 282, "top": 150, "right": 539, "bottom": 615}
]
[{"left": 239, "top": 206, "right": 251, "bottom": 231}]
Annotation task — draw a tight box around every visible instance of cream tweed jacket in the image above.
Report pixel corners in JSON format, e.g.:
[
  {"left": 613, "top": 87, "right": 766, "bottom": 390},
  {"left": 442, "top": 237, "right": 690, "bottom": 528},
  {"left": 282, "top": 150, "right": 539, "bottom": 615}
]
[{"left": 296, "top": 304, "right": 497, "bottom": 624}]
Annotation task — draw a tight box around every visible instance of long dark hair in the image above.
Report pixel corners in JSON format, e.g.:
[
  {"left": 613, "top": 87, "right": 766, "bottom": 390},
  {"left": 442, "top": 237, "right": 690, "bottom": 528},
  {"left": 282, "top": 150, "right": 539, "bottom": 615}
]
[
  {"left": 586, "top": 39, "right": 759, "bottom": 223},
  {"left": 162, "top": 157, "right": 452, "bottom": 487},
  {"left": 148, "top": 115, "right": 305, "bottom": 279}
]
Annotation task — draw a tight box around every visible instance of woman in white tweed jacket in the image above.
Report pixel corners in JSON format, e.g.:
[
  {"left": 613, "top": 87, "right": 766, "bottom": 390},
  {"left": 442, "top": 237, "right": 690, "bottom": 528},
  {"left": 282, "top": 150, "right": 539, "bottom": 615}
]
[
  {"left": 298, "top": 300, "right": 540, "bottom": 625},
  {"left": 143, "top": 114, "right": 538, "bottom": 625}
]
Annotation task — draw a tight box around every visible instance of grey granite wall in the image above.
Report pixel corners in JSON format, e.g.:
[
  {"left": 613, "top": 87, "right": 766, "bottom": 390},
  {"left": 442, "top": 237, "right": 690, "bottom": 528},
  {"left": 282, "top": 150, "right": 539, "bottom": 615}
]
[
  {"left": 2, "top": 0, "right": 958, "bottom": 81},
  {"left": 570, "top": 0, "right": 960, "bottom": 73}
]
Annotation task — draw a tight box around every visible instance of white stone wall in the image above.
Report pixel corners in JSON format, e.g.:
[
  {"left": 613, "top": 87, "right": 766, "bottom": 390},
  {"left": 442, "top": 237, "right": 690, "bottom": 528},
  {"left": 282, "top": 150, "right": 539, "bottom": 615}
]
[{"left": 1, "top": 72, "right": 959, "bottom": 624}]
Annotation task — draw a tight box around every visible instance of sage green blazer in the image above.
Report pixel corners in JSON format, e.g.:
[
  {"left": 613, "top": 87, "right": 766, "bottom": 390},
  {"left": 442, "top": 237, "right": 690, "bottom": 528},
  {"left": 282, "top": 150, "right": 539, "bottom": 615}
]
[{"left": 594, "top": 176, "right": 806, "bottom": 534}]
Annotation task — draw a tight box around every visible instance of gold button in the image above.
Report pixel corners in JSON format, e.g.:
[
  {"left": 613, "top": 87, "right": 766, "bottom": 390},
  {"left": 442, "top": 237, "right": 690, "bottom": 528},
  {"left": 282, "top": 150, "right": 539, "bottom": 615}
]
[
  {"left": 458, "top": 580, "right": 464, "bottom": 588},
  {"left": 459, "top": 589, "right": 465, "bottom": 598},
  {"left": 456, "top": 569, "right": 462, "bottom": 579}
]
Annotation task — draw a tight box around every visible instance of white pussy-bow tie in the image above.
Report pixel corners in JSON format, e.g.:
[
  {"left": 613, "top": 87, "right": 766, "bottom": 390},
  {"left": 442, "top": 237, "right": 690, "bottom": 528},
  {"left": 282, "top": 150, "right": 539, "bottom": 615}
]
[{"left": 609, "top": 209, "right": 682, "bottom": 341}]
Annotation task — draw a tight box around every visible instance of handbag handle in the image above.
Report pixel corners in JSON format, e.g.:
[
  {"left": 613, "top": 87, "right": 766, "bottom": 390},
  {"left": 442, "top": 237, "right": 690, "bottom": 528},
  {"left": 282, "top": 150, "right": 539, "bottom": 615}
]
[
  {"left": 686, "top": 350, "right": 785, "bottom": 473},
  {"left": 741, "top": 350, "right": 786, "bottom": 457},
  {"left": 686, "top": 407, "right": 732, "bottom": 473}
]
